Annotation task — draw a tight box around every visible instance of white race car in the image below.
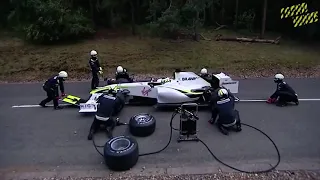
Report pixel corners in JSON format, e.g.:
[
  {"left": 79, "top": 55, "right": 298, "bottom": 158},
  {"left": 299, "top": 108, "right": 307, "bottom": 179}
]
[{"left": 62, "top": 71, "right": 239, "bottom": 113}]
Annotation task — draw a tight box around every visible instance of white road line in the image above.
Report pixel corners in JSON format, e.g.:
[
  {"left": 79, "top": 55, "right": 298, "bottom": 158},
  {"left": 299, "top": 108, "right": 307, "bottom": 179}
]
[
  {"left": 10, "top": 98, "right": 320, "bottom": 108},
  {"left": 12, "top": 104, "right": 70, "bottom": 108},
  {"left": 239, "top": 99, "right": 320, "bottom": 102}
]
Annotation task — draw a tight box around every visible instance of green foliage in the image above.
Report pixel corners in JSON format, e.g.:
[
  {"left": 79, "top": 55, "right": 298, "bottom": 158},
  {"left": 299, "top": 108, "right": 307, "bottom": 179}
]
[
  {"left": 8, "top": 0, "right": 94, "bottom": 43},
  {"left": 234, "top": 9, "right": 256, "bottom": 32},
  {"left": 148, "top": 8, "right": 181, "bottom": 37},
  {"left": 2, "top": 0, "right": 320, "bottom": 43},
  {"left": 147, "top": 0, "right": 213, "bottom": 38}
]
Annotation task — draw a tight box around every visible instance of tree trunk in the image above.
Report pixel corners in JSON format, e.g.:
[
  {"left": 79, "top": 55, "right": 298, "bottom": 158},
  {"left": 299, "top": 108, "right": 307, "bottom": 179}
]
[
  {"left": 234, "top": 0, "right": 239, "bottom": 29},
  {"left": 203, "top": 7, "right": 206, "bottom": 25},
  {"left": 260, "top": 0, "right": 267, "bottom": 38},
  {"left": 220, "top": 0, "right": 225, "bottom": 24},
  {"left": 89, "top": 0, "right": 96, "bottom": 25},
  {"left": 210, "top": 0, "right": 214, "bottom": 25},
  {"left": 136, "top": 0, "right": 140, "bottom": 24},
  {"left": 215, "top": 34, "right": 280, "bottom": 45},
  {"left": 108, "top": 8, "right": 115, "bottom": 28},
  {"left": 150, "top": 0, "right": 156, "bottom": 21},
  {"left": 130, "top": 0, "right": 136, "bottom": 35},
  {"left": 193, "top": 11, "right": 200, "bottom": 41}
]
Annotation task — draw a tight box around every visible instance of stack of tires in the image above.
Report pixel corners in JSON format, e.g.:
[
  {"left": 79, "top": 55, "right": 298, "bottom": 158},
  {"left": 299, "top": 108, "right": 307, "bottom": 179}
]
[{"left": 103, "top": 113, "right": 156, "bottom": 171}]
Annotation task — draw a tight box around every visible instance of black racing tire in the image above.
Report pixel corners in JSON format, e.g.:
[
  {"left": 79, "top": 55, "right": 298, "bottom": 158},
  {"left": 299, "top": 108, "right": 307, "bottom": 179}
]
[
  {"left": 129, "top": 113, "right": 156, "bottom": 137},
  {"left": 103, "top": 136, "right": 139, "bottom": 171}
]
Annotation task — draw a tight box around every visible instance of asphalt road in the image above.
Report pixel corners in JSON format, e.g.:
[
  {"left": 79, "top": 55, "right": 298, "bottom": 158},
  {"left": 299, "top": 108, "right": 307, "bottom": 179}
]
[{"left": 0, "top": 78, "right": 320, "bottom": 176}]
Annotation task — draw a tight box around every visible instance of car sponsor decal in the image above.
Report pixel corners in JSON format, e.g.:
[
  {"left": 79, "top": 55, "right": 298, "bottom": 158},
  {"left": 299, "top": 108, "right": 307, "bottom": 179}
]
[
  {"left": 164, "top": 87, "right": 203, "bottom": 97},
  {"left": 221, "top": 82, "right": 237, "bottom": 85},
  {"left": 90, "top": 85, "right": 129, "bottom": 94},
  {"left": 141, "top": 87, "right": 152, "bottom": 96},
  {"left": 181, "top": 77, "right": 198, "bottom": 81}
]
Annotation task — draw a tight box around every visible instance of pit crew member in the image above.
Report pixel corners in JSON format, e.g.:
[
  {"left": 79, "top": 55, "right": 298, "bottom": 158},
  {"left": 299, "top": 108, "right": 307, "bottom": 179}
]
[
  {"left": 89, "top": 50, "right": 103, "bottom": 90},
  {"left": 208, "top": 88, "right": 241, "bottom": 135},
  {"left": 267, "top": 73, "right": 299, "bottom": 107},
  {"left": 115, "top": 66, "right": 133, "bottom": 83},
  {"left": 39, "top": 71, "right": 68, "bottom": 110},
  {"left": 199, "top": 68, "right": 212, "bottom": 83},
  {"left": 87, "top": 90, "right": 126, "bottom": 140}
]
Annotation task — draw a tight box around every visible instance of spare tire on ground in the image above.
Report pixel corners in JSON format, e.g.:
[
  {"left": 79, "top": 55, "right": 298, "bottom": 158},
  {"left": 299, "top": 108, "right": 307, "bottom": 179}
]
[
  {"left": 103, "top": 136, "right": 139, "bottom": 171},
  {"left": 129, "top": 113, "right": 156, "bottom": 137}
]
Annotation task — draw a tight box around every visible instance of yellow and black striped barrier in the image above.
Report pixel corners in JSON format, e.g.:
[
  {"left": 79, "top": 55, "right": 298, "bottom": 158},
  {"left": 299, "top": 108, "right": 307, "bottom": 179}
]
[
  {"left": 293, "top": 11, "right": 318, "bottom": 27},
  {"left": 280, "top": 2, "right": 318, "bottom": 27}
]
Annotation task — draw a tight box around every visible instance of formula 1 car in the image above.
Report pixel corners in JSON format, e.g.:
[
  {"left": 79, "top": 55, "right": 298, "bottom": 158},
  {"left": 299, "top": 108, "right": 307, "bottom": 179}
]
[{"left": 62, "top": 71, "right": 239, "bottom": 113}]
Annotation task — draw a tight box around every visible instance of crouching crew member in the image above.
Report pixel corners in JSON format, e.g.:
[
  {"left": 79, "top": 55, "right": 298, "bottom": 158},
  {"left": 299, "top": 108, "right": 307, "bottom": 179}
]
[
  {"left": 39, "top": 71, "right": 68, "bottom": 110},
  {"left": 115, "top": 66, "right": 133, "bottom": 83},
  {"left": 267, "top": 73, "right": 299, "bottom": 107},
  {"left": 209, "top": 88, "right": 242, "bottom": 135},
  {"left": 89, "top": 50, "right": 103, "bottom": 90},
  {"left": 87, "top": 90, "right": 126, "bottom": 140}
]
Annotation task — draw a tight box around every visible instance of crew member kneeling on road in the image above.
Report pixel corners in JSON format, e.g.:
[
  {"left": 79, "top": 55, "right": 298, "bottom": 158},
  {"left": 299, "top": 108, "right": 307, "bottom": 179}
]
[
  {"left": 199, "top": 68, "right": 212, "bottom": 83},
  {"left": 87, "top": 90, "right": 126, "bottom": 140},
  {"left": 89, "top": 50, "right": 103, "bottom": 90},
  {"left": 39, "top": 71, "right": 68, "bottom": 110},
  {"left": 209, "top": 88, "right": 241, "bottom": 135},
  {"left": 266, "top": 73, "right": 299, "bottom": 107},
  {"left": 115, "top": 66, "right": 133, "bottom": 83}
]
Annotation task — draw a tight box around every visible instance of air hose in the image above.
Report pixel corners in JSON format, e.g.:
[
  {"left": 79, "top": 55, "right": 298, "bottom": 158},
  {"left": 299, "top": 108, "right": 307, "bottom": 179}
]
[{"left": 92, "top": 111, "right": 280, "bottom": 174}]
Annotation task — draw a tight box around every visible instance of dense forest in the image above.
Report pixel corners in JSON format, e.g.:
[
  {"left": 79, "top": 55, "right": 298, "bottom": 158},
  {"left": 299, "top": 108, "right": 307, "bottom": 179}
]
[{"left": 0, "top": 0, "right": 319, "bottom": 44}]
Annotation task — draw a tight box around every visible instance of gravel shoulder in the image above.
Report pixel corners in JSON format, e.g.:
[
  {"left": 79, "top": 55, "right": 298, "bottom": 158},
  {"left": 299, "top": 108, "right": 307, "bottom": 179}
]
[
  {"left": 1, "top": 30, "right": 320, "bottom": 83},
  {"left": 2, "top": 170, "right": 320, "bottom": 180}
]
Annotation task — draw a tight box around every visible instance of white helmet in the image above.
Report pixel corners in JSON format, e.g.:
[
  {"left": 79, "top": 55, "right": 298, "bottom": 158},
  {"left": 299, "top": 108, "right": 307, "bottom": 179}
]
[
  {"left": 58, "top": 71, "right": 68, "bottom": 78},
  {"left": 90, "top": 50, "right": 97, "bottom": 56},
  {"left": 274, "top": 73, "right": 284, "bottom": 80},
  {"left": 218, "top": 88, "right": 228, "bottom": 98},
  {"left": 274, "top": 73, "right": 284, "bottom": 82},
  {"left": 200, "top": 68, "right": 208, "bottom": 74},
  {"left": 116, "top": 66, "right": 124, "bottom": 73}
]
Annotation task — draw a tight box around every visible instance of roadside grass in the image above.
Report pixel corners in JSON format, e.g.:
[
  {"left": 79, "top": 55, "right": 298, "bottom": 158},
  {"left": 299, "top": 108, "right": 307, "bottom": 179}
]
[{"left": 0, "top": 29, "right": 319, "bottom": 82}]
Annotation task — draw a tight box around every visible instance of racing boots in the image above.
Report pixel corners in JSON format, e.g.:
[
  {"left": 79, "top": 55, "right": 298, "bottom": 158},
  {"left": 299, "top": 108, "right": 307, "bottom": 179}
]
[
  {"left": 234, "top": 125, "right": 242, "bottom": 132},
  {"left": 87, "top": 131, "right": 94, "bottom": 140},
  {"left": 115, "top": 118, "right": 127, "bottom": 126},
  {"left": 208, "top": 117, "right": 216, "bottom": 125},
  {"left": 39, "top": 103, "right": 63, "bottom": 109},
  {"left": 218, "top": 124, "right": 229, "bottom": 135},
  {"left": 39, "top": 102, "right": 46, "bottom": 107},
  {"left": 276, "top": 101, "right": 287, "bottom": 107},
  {"left": 54, "top": 106, "right": 63, "bottom": 110}
]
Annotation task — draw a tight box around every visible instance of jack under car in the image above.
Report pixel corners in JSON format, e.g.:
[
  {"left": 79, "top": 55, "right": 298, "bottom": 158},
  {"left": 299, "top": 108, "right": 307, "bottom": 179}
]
[{"left": 61, "top": 71, "right": 239, "bottom": 113}]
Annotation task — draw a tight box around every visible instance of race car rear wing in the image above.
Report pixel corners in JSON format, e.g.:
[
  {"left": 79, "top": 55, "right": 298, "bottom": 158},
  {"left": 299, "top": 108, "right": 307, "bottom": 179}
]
[{"left": 213, "top": 72, "right": 239, "bottom": 94}]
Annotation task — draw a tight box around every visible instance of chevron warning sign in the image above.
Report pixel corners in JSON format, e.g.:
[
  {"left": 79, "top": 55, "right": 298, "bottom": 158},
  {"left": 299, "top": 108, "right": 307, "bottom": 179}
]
[
  {"left": 293, "top": 11, "right": 319, "bottom": 27},
  {"left": 280, "top": 2, "right": 319, "bottom": 27},
  {"left": 280, "top": 2, "right": 308, "bottom": 19}
]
